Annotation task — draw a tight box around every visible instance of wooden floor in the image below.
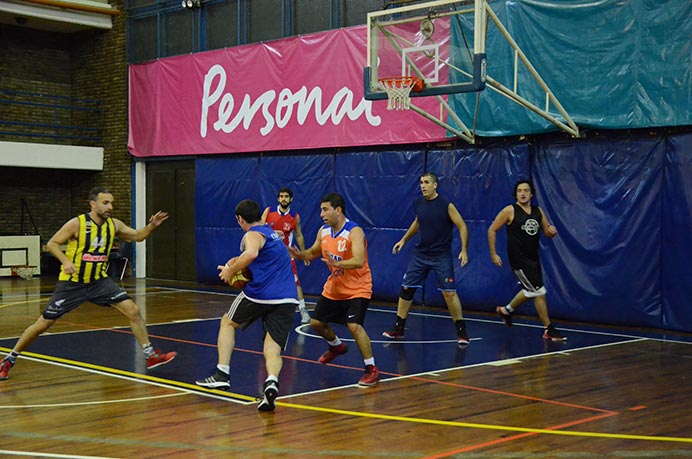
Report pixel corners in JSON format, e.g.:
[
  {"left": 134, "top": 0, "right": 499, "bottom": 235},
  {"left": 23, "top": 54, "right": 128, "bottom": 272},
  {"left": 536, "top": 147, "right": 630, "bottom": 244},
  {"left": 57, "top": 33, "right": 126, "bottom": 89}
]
[{"left": 2, "top": 276, "right": 692, "bottom": 459}]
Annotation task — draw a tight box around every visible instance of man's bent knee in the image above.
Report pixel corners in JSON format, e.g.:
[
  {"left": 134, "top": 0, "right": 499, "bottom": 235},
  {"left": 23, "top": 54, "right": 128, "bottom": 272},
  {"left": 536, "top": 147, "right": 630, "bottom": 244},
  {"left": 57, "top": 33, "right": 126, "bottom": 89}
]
[
  {"left": 399, "top": 287, "right": 416, "bottom": 301},
  {"left": 522, "top": 287, "right": 547, "bottom": 298}
]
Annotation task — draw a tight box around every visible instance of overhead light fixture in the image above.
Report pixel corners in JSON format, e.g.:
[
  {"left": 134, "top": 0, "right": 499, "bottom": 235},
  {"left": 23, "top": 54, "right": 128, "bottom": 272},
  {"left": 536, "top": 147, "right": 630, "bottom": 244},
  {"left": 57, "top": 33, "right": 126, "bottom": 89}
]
[{"left": 181, "top": 0, "right": 201, "bottom": 8}]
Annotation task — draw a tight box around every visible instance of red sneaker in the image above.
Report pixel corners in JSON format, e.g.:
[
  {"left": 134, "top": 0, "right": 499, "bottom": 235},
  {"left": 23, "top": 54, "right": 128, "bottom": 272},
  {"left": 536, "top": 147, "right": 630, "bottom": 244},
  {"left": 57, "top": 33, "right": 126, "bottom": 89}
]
[
  {"left": 146, "top": 350, "right": 177, "bottom": 369},
  {"left": 318, "top": 343, "right": 348, "bottom": 364},
  {"left": 358, "top": 365, "right": 380, "bottom": 387},
  {"left": 496, "top": 306, "right": 513, "bottom": 327},
  {"left": 0, "top": 359, "right": 15, "bottom": 380},
  {"left": 382, "top": 325, "right": 405, "bottom": 339}
]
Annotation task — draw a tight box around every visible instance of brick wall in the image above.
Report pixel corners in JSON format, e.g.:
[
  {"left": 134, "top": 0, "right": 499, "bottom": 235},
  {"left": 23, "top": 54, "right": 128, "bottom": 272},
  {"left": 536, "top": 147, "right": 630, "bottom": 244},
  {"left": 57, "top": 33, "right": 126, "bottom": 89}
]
[{"left": 0, "top": 0, "right": 131, "bottom": 241}]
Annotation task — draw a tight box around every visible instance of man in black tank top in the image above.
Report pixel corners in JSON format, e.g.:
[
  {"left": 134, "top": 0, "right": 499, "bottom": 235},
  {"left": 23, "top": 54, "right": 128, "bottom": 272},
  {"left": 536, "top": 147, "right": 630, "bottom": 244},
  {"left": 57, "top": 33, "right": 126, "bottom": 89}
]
[{"left": 487, "top": 180, "right": 566, "bottom": 342}]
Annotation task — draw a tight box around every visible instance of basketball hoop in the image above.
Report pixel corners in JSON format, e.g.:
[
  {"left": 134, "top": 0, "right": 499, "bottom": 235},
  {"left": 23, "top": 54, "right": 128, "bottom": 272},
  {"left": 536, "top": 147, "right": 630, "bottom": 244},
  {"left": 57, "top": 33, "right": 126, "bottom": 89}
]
[
  {"left": 11, "top": 265, "right": 36, "bottom": 280},
  {"left": 378, "top": 76, "right": 424, "bottom": 110}
]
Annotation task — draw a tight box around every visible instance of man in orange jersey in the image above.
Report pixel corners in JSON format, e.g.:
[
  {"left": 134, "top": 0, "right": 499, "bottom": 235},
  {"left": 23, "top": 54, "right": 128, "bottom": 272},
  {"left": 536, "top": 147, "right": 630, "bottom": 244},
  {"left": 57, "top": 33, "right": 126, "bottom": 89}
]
[
  {"left": 290, "top": 192, "right": 380, "bottom": 387},
  {"left": 0, "top": 187, "right": 176, "bottom": 381}
]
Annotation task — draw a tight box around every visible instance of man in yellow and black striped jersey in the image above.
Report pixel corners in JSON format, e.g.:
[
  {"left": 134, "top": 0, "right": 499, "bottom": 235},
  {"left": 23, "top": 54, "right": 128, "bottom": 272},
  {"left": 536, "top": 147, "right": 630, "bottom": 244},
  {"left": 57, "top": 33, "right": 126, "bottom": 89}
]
[{"left": 0, "top": 187, "right": 176, "bottom": 381}]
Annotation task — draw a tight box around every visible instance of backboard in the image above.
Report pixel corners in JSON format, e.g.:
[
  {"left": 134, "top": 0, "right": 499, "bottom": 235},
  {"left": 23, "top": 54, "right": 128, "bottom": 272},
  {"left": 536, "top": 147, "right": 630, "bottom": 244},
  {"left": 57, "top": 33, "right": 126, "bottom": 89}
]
[
  {"left": 363, "top": 0, "right": 579, "bottom": 144},
  {"left": 364, "top": 0, "right": 487, "bottom": 101}
]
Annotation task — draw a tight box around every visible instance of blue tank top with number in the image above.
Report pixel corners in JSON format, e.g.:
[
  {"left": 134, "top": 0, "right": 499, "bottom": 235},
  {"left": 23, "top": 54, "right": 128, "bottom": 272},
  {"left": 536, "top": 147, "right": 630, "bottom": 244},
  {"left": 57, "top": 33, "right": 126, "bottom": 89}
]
[{"left": 243, "top": 224, "right": 298, "bottom": 304}]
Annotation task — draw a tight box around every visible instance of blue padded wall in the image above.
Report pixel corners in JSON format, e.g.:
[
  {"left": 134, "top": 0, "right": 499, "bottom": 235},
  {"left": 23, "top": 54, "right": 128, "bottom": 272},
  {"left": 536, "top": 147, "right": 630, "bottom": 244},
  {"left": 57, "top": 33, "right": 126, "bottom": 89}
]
[
  {"left": 335, "top": 150, "right": 425, "bottom": 302},
  {"left": 426, "top": 144, "right": 532, "bottom": 309},
  {"left": 195, "top": 158, "right": 262, "bottom": 281},
  {"left": 662, "top": 133, "right": 692, "bottom": 331},
  {"left": 194, "top": 131, "right": 692, "bottom": 332},
  {"left": 534, "top": 136, "right": 665, "bottom": 327}
]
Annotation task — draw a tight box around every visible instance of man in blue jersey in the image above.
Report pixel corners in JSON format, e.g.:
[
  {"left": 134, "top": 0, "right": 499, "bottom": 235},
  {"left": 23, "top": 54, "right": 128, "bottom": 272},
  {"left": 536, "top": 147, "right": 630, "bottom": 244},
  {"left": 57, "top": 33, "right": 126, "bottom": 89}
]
[
  {"left": 383, "top": 172, "right": 471, "bottom": 345},
  {"left": 487, "top": 179, "right": 566, "bottom": 341},
  {"left": 196, "top": 199, "right": 298, "bottom": 412}
]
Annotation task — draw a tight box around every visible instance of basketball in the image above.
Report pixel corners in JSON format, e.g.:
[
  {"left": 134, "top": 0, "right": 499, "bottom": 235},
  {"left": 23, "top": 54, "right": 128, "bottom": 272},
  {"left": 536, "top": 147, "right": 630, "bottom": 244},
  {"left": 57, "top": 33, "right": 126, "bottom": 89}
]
[{"left": 227, "top": 257, "right": 252, "bottom": 289}]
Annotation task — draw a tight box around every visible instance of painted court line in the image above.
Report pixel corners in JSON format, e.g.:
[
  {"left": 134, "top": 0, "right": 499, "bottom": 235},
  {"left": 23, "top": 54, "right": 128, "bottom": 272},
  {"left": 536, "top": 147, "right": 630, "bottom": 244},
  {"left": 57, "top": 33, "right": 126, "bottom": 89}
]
[
  {"left": 4, "top": 348, "right": 691, "bottom": 446},
  {"left": 0, "top": 451, "right": 119, "bottom": 459},
  {"left": 0, "top": 346, "right": 254, "bottom": 406},
  {"left": 3, "top": 298, "right": 690, "bottom": 447},
  {"left": 0, "top": 393, "right": 186, "bottom": 409},
  {"left": 273, "top": 399, "right": 692, "bottom": 444}
]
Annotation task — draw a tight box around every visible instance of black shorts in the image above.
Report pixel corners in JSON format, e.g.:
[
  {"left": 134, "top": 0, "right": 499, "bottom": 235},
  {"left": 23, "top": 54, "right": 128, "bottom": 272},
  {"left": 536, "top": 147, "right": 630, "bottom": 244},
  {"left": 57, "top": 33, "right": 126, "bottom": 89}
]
[
  {"left": 313, "top": 296, "right": 370, "bottom": 325},
  {"left": 512, "top": 261, "right": 546, "bottom": 296},
  {"left": 225, "top": 292, "right": 296, "bottom": 350},
  {"left": 43, "top": 277, "right": 131, "bottom": 320}
]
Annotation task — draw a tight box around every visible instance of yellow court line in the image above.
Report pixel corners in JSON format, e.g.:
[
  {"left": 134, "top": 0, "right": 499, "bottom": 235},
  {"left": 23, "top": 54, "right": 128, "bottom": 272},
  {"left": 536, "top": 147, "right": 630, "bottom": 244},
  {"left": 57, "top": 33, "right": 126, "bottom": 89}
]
[
  {"left": 272, "top": 400, "right": 692, "bottom": 444},
  {"left": 0, "top": 347, "right": 255, "bottom": 403},
  {"left": 0, "top": 393, "right": 187, "bottom": 409},
  {"left": 3, "top": 353, "right": 691, "bottom": 445},
  {"left": 0, "top": 298, "right": 45, "bottom": 310}
]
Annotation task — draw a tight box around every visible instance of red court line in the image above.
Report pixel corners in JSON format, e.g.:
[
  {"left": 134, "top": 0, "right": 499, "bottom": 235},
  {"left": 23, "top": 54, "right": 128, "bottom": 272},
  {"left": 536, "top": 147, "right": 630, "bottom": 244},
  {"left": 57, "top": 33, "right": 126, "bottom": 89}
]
[
  {"left": 406, "top": 375, "right": 617, "bottom": 414},
  {"left": 420, "top": 411, "right": 620, "bottom": 458},
  {"left": 57, "top": 319, "right": 615, "bottom": 413}
]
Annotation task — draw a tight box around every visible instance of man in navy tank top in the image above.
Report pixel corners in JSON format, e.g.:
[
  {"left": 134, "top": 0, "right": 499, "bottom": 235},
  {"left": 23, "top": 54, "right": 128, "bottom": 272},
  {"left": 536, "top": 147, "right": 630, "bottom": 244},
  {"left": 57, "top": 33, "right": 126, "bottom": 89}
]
[
  {"left": 195, "top": 199, "right": 299, "bottom": 411},
  {"left": 383, "top": 172, "right": 471, "bottom": 345},
  {"left": 487, "top": 179, "right": 566, "bottom": 341}
]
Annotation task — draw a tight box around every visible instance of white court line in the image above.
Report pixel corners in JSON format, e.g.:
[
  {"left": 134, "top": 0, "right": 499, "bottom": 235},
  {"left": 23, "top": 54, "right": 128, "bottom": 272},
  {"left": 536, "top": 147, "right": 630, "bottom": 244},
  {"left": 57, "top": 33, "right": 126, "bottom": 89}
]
[
  {"left": 0, "top": 392, "right": 186, "bottom": 409},
  {"left": 368, "top": 307, "right": 692, "bottom": 345},
  {"left": 292, "top": 323, "right": 482, "bottom": 345},
  {"left": 380, "top": 337, "right": 650, "bottom": 384},
  {"left": 3, "top": 288, "right": 689, "bottom": 405},
  {"left": 0, "top": 351, "right": 252, "bottom": 406},
  {"left": 0, "top": 450, "right": 120, "bottom": 459}
]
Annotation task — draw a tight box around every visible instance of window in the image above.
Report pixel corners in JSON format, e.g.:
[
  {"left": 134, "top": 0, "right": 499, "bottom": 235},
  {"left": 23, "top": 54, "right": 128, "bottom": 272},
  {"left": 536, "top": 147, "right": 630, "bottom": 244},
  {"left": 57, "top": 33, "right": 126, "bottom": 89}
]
[
  {"left": 292, "top": 0, "right": 330, "bottom": 35},
  {"left": 165, "top": 9, "right": 194, "bottom": 56},
  {"left": 131, "top": 16, "right": 158, "bottom": 63},
  {"left": 206, "top": 0, "right": 240, "bottom": 50},
  {"left": 342, "top": 0, "right": 384, "bottom": 27},
  {"left": 248, "top": 0, "right": 283, "bottom": 44}
]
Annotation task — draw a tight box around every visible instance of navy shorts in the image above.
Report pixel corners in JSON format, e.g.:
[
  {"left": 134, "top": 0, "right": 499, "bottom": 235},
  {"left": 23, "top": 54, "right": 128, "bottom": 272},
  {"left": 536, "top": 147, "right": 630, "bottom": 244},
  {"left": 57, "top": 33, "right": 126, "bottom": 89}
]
[
  {"left": 313, "top": 296, "right": 370, "bottom": 325},
  {"left": 401, "top": 252, "right": 456, "bottom": 291},
  {"left": 43, "top": 277, "right": 131, "bottom": 320}
]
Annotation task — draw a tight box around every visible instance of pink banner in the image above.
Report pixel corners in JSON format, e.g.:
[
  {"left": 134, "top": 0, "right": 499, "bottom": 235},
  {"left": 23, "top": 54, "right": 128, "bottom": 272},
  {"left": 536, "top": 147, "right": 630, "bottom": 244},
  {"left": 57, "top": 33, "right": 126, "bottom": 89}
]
[{"left": 128, "top": 26, "right": 448, "bottom": 157}]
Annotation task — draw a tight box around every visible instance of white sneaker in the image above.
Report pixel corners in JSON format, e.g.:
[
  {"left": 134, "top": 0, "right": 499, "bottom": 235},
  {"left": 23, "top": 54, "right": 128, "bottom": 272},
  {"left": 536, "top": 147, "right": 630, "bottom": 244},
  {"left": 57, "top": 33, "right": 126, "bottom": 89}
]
[{"left": 299, "top": 308, "right": 311, "bottom": 324}]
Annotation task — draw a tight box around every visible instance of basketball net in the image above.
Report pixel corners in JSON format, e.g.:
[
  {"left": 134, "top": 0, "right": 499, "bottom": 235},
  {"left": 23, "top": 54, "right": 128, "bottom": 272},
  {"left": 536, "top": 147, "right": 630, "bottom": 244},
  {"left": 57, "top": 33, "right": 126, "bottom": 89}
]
[{"left": 378, "top": 77, "right": 421, "bottom": 110}]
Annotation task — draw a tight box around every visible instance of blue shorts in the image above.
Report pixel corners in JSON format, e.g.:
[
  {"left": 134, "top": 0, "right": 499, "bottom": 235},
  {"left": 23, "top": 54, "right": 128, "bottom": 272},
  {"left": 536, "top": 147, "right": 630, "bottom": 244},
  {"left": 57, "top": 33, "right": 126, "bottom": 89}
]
[{"left": 401, "top": 253, "right": 456, "bottom": 291}]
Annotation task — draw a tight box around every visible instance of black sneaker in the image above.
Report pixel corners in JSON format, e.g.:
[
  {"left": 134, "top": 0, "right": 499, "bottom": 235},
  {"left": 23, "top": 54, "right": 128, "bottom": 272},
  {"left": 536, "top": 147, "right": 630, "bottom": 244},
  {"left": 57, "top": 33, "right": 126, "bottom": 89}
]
[
  {"left": 457, "top": 327, "right": 470, "bottom": 346},
  {"left": 543, "top": 325, "right": 567, "bottom": 342},
  {"left": 195, "top": 369, "right": 230, "bottom": 389},
  {"left": 496, "top": 306, "right": 513, "bottom": 327},
  {"left": 258, "top": 380, "right": 279, "bottom": 412}
]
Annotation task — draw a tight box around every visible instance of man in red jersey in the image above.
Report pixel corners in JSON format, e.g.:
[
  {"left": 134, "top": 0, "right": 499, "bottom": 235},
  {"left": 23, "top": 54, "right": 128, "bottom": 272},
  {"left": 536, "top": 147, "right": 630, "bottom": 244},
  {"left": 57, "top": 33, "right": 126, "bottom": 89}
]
[{"left": 261, "top": 187, "right": 311, "bottom": 323}]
